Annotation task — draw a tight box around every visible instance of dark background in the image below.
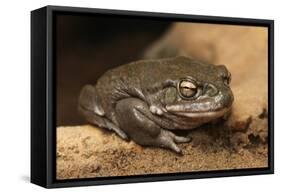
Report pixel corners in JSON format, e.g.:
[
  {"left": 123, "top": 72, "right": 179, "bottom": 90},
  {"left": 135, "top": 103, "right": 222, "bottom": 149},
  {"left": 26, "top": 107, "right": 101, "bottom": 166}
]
[{"left": 56, "top": 14, "right": 171, "bottom": 126}]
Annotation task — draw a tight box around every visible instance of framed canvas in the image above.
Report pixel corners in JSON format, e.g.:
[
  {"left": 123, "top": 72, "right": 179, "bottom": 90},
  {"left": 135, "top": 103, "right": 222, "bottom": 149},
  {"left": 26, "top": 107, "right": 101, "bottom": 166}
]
[{"left": 31, "top": 5, "right": 274, "bottom": 188}]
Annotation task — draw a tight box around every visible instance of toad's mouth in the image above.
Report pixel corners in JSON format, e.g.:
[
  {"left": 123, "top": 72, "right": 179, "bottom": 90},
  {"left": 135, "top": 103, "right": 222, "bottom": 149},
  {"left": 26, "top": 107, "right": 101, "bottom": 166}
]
[
  {"left": 165, "top": 102, "right": 231, "bottom": 118},
  {"left": 167, "top": 107, "right": 230, "bottom": 118}
]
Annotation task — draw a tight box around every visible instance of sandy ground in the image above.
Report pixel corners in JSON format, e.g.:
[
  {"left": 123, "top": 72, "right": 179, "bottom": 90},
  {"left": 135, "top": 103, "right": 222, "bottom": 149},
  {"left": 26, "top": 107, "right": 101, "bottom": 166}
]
[
  {"left": 57, "top": 125, "right": 267, "bottom": 179},
  {"left": 56, "top": 23, "right": 269, "bottom": 179}
]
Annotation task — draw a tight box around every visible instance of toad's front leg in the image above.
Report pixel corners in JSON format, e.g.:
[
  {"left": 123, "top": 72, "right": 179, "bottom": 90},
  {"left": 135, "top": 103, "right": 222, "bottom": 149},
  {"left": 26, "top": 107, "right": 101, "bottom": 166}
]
[
  {"left": 145, "top": 80, "right": 178, "bottom": 116},
  {"left": 115, "top": 98, "right": 191, "bottom": 154}
]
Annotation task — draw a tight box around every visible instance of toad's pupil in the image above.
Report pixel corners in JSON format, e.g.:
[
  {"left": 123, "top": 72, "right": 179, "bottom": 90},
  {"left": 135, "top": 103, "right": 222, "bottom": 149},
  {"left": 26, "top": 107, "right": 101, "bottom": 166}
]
[
  {"left": 180, "top": 81, "right": 196, "bottom": 89},
  {"left": 181, "top": 87, "right": 196, "bottom": 97}
]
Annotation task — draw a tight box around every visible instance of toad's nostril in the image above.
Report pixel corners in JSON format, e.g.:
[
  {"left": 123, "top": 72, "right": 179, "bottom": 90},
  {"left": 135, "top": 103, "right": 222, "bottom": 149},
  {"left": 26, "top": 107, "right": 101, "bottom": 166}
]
[{"left": 205, "top": 83, "right": 218, "bottom": 97}]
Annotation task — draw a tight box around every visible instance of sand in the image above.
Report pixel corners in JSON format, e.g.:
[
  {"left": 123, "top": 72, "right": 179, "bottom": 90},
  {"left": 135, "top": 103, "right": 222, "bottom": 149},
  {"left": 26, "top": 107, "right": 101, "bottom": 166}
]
[{"left": 57, "top": 124, "right": 267, "bottom": 179}]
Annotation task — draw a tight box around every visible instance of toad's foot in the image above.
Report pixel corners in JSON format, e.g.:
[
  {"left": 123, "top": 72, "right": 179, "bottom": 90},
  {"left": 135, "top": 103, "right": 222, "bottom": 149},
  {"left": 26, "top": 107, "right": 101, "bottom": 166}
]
[
  {"left": 157, "top": 130, "right": 192, "bottom": 154},
  {"left": 149, "top": 105, "right": 167, "bottom": 116}
]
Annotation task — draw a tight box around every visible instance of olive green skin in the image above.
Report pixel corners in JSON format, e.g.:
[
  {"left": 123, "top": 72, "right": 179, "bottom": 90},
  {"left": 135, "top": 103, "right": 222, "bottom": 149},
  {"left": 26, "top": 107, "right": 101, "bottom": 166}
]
[{"left": 79, "top": 56, "right": 234, "bottom": 154}]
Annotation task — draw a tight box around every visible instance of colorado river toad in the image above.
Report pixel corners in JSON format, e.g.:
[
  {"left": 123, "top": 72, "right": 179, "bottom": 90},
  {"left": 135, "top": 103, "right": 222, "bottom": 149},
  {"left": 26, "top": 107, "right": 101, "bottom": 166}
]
[{"left": 78, "top": 56, "right": 234, "bottom": 154}]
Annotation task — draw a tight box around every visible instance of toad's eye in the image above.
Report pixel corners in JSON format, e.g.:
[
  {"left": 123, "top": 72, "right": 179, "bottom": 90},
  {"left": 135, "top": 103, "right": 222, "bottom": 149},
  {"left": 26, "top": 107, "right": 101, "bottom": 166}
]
[
  {"left": 223, "top": 72, "right": 231, "bottom": 85},
  {"left": 178, "top": 80, "right": 197, "bottom": 98},
  {"left": 216, "top": 65, "right": 231, "bottom": 86}
]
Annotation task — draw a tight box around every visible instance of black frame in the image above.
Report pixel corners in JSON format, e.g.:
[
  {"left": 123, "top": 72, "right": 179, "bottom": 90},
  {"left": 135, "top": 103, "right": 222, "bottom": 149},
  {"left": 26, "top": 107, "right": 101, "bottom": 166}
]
[{"left": 31, "top": 5, "right": 274, "bottom": 188}]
